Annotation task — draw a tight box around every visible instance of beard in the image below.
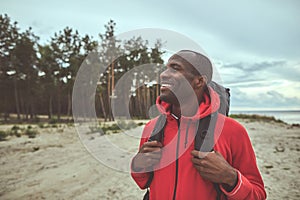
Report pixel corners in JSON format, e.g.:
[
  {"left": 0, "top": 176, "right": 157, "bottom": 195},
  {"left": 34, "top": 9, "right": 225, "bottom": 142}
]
[{"left": 159, "top": 89, "right": 179, "bottom": 105}]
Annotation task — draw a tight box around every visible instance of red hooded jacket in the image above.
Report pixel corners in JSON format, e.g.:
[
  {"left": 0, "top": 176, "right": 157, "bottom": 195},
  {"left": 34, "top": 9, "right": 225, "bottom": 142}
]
[{"left": 131, "top": 87, "right": 266, "bottom": 200}]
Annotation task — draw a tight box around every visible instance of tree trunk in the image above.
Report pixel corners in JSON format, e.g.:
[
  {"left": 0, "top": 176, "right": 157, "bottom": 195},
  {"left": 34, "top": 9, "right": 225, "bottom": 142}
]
[
  {"left": 30, "top": 95, "right": 34, "bottom": 119},
  {"left": 99, "top": 92, "right": 107, "bottom": 121},
  {"left": 25, "top": 86, "right": 29, "bottom": 121},
  {"left": 138, "top": 87, "right": 143, "bottom": 118},
  {"left": 13, "top": 76, "right": 21, "bottom": 120},
  {"left": 144, "top": 86, "right": 148, "bottom": 119},
  {"left": 3, "top": 96, "right": 9, "bottom": 122},
  {"left": 48, "top": 94, "right": 53, "bottom": 119},
  {"left": 146, "top": 86, "right": 150, "bottom": 118},
  {"left": 107, "top": 67, "right": 112, "bottom": 121},
  {"left": 57, "top": 84, "right": 61, "bottom": 121},
  {"left": 25, "top": 101, "right": 29, "bottom": 121},
  {"left": 25, "top": 80, "right": 31, "bottom": 121},
  {"left": 20, "top": 92, "right": 25, "bottom": 120},
  {"left": 29, "top": 84, "right": 35, "bottom": 120},
  {"left": 67, "top": 89, "right": 71, "bottom": 117}
]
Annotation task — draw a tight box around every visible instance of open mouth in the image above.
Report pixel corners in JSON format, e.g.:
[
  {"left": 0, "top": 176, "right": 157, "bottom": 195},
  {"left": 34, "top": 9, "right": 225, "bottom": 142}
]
[
  {"left": 161, "top": 83, "right": 172, "bottom": 88},
  {"left": 160, "top": 80, "right": 174, "bottom": 90}
]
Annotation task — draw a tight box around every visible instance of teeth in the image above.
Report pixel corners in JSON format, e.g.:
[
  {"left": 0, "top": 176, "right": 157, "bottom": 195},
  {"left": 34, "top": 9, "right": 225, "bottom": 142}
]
[{"left": 161, "top": 84, "right": 171, "bottom": 87}]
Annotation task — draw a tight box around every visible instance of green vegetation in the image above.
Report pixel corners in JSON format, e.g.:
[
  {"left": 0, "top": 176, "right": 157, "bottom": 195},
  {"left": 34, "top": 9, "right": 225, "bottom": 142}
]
[
  {"left": 0, "top": 130, "right": 8, "bottom": 141},
  {"left": 101, "top": 123, "right": 121, "bottom": 134},
  {"left": 24, "top": 128, "right": 38, "bottom": 138},
  {"left": 10, "top": 125, "right": 22, "bottom": 137},
  {"left": 229, "top": 114, "right": 286, "bottom": 124},
  {"left": 0, "top": 125, "right": 40, "bottom": 140},
  {"left": 88, "top": 120, "right": 145, "bottom": 135}
]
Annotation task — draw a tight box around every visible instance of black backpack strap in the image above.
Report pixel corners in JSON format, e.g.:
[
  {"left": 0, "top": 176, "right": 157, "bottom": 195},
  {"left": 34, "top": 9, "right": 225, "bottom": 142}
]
[
  {"left": 194, "top": 112, "right": 225, "bottom": 200},
  {"left": 148, "top": 114, "right": 167, "bottom": 142},
  {"left": 194, "top": 112, "right": 218, "bottom": 152},
  {"left": 214, "top": 183, "right": 223, "bottom": 200},
  {"left": 144, "top": 172, "right": 154, "bottom": 188},
  {"left": 144, "top": 114, "right": 167, "bottom": 190}
]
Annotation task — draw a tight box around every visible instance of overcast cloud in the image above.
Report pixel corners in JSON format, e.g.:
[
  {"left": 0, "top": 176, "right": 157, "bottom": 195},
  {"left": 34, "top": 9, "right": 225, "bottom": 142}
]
[{"left": 1, "top": 0, "right": 299, "bottom": 110}]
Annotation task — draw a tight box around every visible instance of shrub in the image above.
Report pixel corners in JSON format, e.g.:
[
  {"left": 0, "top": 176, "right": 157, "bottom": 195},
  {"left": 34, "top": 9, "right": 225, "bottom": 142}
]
[
  {"left": 10, "top": 125, "right": 22, "bottom": 137},
  {"left": 11, "top": 125, "right": 20, "bottom": 131},
  {"left": 25, "top": 128, "right": 38, "bottom": 138},
  {"left": 0, "top": 130, "right": 7, "bottom": 141},
  {"left": 88, "top": 121, "right": 145, "bottom": 135}
]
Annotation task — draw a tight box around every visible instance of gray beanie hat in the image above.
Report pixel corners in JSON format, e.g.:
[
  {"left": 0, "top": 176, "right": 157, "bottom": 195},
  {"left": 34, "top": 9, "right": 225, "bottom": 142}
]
[{"left": 169, "top": 50, "right": 213, "bottom": 82}]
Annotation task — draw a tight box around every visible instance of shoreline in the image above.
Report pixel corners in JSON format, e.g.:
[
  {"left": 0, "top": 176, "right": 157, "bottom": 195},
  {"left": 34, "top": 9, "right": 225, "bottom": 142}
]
[{"left": 1, "top": 112, "right": 299, "bottom": 126}]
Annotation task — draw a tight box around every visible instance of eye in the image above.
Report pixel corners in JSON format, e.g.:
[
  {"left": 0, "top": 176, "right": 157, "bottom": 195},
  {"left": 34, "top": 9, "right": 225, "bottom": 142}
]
[
  {"left": 170, "top": 64, "right": 180, "bottom": 72},
  {"left": 170, "top": 67, "right": 178, "bottom": 72}
]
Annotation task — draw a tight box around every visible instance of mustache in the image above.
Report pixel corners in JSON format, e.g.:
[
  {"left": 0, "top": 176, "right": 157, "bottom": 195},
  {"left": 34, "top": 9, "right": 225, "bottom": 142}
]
[{"left": 160, "top": 78, "right": 175, "bottom": 85}]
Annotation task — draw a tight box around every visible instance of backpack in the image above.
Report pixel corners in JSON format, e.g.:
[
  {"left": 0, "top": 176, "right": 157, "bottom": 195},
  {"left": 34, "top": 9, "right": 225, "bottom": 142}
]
[
  {"left": 143, "top": 82, "right": 230, "bottom": 200},
  {"left": 208, "top": 81, "right": 230, "bottom": 116}
]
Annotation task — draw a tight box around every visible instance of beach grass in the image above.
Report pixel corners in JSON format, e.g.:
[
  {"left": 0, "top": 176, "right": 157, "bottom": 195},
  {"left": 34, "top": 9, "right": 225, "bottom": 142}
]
[
  {"left": 88, "top": 120, "right": 146, "bottom": 135},
  {"left": 0, "top": 125, "right": 40, "bottom": 141},
  {"left": 229, "top": 114, "right": 286, "bottom": 124}
]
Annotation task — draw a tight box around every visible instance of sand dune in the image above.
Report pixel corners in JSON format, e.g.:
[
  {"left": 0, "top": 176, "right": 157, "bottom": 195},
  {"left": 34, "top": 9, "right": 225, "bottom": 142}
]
[{"left": 0, "top": 119, "right": 299, "bottom": 199}]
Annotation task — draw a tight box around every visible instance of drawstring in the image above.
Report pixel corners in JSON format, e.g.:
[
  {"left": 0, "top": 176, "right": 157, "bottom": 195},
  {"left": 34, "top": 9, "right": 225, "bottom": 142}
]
[{"left": 184, "top": 119, "right": 192, "bottom": 148}]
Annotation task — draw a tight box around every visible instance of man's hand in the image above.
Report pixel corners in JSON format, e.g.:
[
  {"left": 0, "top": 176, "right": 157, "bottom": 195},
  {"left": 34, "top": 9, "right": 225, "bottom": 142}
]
[
  {"left": 132, "top": 141, "right": 163, "bottom": 171},
  {"left": 191, "top": 150, "right": 238, "bottom": 191}
]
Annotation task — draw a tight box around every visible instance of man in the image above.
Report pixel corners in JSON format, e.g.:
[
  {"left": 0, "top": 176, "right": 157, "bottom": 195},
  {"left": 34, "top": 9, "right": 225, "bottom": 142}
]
[{"left": 131, "top": 50, "right": 266, "bottom": 200}]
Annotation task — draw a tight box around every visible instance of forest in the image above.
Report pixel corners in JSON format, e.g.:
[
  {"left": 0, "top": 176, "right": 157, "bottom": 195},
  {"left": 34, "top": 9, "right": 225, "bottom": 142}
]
[{"left": 0, "top": 14, "right": 166, "bottom": 122}]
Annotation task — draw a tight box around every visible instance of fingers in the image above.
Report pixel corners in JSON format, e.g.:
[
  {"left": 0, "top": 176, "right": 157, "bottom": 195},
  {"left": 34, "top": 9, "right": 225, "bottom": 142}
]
[
  {"left": 146, "top": 140, "right": 163, "bottom": 147},
  {"left": 140, "top": 141, "right": 162, "bottom": 153},
  {"left": 191, "top": 150, "right": 218, "bottom": 173},
  {"left": 191, "top": 150, "right": 233, "bottom": 184},
  {"left": 142, "top": 146, "right": 162, "bottom": 153},
  {"left": 191, "top": 150, "right": 211, "bottom": 159}
]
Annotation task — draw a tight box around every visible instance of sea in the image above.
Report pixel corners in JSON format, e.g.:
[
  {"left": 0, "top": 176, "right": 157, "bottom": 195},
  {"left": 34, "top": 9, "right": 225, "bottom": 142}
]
[{"left": 229, "top": 110, "right": 300, "bottom": 125}]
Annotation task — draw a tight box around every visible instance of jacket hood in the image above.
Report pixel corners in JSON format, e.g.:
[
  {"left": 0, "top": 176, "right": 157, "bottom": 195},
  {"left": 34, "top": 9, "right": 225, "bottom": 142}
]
[{"left": 156, "top": 86, "right": 220, "bottom": 120}]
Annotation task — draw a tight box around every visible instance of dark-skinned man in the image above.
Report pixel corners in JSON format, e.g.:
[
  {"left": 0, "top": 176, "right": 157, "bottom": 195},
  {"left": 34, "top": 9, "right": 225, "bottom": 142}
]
[{"left": 131, "top": 50, "right": 266, "bottom": 200}]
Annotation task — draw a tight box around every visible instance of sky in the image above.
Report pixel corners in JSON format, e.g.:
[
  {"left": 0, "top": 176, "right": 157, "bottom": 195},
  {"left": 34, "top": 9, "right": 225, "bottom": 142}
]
[{"left": 1, "top": 0, "right": 300, "bottom": 111}]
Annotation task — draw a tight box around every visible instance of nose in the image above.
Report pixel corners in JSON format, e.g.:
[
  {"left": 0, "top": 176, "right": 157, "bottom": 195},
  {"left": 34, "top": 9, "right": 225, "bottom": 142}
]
[{"left": 160, "top": 68, "right": 170, "bottom": 80}]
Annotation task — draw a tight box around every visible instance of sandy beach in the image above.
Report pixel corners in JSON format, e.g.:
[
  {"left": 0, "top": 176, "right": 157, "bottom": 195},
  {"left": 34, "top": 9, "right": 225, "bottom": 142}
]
[{"left": 0, "top": 119, "right": 299, "bottom": 200}]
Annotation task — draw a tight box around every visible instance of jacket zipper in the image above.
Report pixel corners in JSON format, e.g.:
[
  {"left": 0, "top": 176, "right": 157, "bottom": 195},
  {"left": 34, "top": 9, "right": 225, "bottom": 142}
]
[{"left": 172, "top": 118, "right": 180, "bottom": 200}]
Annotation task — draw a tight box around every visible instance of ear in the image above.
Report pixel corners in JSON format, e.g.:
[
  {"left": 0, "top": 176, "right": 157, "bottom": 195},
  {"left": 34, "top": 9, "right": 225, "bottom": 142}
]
[{"left": 194, "top": 75, "right": 207, "bottom": 88}]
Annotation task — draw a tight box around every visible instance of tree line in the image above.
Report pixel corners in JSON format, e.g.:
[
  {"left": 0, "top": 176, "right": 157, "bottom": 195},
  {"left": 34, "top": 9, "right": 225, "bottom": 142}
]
[{"left": 0, "top": 14, "right": 165, "bottom": 122}]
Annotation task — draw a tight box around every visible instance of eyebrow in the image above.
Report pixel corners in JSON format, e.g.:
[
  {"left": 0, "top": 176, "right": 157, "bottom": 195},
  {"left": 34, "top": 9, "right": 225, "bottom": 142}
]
[{"left": 168, "top": 61, "right": 182, "bottom": 69}]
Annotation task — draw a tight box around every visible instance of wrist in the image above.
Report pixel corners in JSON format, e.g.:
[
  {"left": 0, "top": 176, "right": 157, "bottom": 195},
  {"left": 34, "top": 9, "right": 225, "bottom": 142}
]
[{"left": 223, "top": 168, "right": 238, "bottom": 191}]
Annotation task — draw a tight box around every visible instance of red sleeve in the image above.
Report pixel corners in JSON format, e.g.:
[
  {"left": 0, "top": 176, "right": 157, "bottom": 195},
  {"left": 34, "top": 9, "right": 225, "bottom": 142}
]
[
  {"left": 220, "top": 118, "right": 267, "bottom": 200},
  {"left": 130, "top": 118, "right": 157, "bottom": 189}
]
